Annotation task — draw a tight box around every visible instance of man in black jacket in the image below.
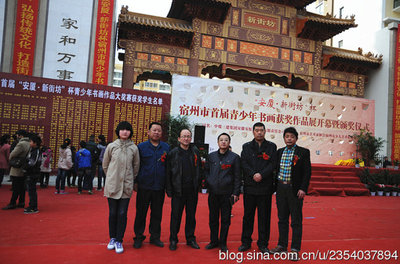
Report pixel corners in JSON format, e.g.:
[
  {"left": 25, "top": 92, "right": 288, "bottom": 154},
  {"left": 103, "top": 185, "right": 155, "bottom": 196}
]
[
  {"left": 166, "top": 128, "right": 201, "bottom": 251},
  {"left": 24, "top": 133, "right": 42, "bottom": 214},
  {"left": 204, "top": 133, "right": 241, "bottom": 252},
  {"left": 238, "top": 122, "right": 277, "bottom": 253},
  {"left": 270, "top": 127, "right": 311, "bottom": 261}
]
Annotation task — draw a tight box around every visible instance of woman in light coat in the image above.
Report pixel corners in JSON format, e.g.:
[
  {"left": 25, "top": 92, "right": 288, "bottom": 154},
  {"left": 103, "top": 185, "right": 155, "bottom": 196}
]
[
  {"left": 55, "top": 139, "right": 73, "bottom": 194},
  {"left": 103, "top": 121, "right": 140, "bottom": 254}
]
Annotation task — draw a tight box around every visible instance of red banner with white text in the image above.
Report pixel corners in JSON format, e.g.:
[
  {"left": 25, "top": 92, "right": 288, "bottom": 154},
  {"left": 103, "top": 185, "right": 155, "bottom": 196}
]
[
  {"left": 92, "top": 0, "right": 114, "bottom": 85},
  {"left": 12, "top": 0, "right": 39, "bottom": 76},
  {"left": 392, "top": 24, "right": 400, "bottom": 162}
]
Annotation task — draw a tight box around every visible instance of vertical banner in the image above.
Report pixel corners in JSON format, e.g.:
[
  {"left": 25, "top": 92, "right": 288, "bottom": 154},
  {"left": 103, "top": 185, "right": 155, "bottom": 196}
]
[
  {"left": 42, "top": 0, "right": 94, "bottom": 82},
  {"left": 392, "top": 24, "right": 400, "bottom": 162},
  {"left": 92, "top": 0, "right": 114, "bottom": 85},
  {"left": 12, "top": 0, "right": 39, "bottom": 75}
]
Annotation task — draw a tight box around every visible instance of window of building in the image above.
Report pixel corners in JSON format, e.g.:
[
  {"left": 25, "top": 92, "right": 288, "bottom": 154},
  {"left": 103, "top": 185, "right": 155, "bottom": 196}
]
[
  {"left": 395, "top": 0, "right": 400, "bottom": 9},
  {"left": 339, "top": 7, "right": 344, "bottom": 18},
  {"left": 338, "top": 40, "right": 343, "bottom": 48}
]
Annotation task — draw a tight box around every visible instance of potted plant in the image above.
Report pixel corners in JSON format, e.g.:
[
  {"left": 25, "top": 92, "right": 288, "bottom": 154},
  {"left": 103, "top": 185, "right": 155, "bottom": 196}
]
[
  {"left": 350, "top": 129, "right": 384, "bottom": 167},
  {"left": 368, "top": 183, "right": 377, "bottom": 196},
  {"left": 355, "top": 158, "right": 360, "bottom": 168}
]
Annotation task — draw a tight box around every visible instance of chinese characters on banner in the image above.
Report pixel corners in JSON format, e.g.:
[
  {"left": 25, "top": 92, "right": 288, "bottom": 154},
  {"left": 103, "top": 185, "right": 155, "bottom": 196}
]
[
  {"left": 171, "top": 75, "right": 375, "bottom": 164},
  {"left": 392, "top": 23, "right": 400, "bottom": 162},
  {"left": 0, "top": 72, "right": 170, "bottom": 170},
  {"left": 92, "top": 0, "right": 114, "bottom": 85},
  {"left": 42, "top": 0, "right": 93, "bottom": 82},
  {"left": 12, "top": 0, "right": 39, "bottom": 76}
]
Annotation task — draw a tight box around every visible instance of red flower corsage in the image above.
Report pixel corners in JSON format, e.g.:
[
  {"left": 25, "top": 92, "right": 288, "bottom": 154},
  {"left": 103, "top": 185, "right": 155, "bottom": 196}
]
[
  {"left": 194, "top": 154, "right": 198, "bottom": 166},
  {"left": 221, "top": 164, "right": 232, "bottom": 170},
  {"left": 160, "top": 152, "right": 167, "bottom": 162},
  {"left": 262, "top": 153, "right": 270, "bottom": 161},
  {"left": 293, "top": 155, "right": 299, "bottom": 166}
]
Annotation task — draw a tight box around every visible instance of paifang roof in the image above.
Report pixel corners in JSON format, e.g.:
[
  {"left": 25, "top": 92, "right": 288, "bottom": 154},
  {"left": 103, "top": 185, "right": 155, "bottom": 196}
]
[
  {"left": 264, "top": 0, "right": 315, "bottom": 9},
  {"left": 167, "top": 0, "right": 231, "bottom": 23},
  {"left": 118, "top": 7, "right": 193, "bottom": 33},
  {"left": 322, "top": 46, "right": 382, "bottom": 74},
  {"left": 297, "top": 11, "right": 357, "bottom": 41}
]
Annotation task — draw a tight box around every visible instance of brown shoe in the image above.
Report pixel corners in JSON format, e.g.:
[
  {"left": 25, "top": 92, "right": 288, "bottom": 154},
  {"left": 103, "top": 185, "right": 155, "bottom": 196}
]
[{"left": 270, "top": 245, "right": 286, "bottom": 253}]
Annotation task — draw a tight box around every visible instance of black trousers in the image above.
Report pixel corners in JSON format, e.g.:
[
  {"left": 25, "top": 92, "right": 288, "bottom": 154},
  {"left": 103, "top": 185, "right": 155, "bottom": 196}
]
[
  {"left": 169, "top": 189, "right": 198, "bottom": 243},
  {"left": 241, "top": 193, "right": 272, "bottom": 248},
  {"left": 208, "top": 193, "right": 232, "bottom": 246},
  {"left": 0, "top": 168, "right": 5, "bottom": 186},
  {"left": 26, "top": 174, "right": 39, "bottom": 209},
  {"left": 108, "top": 198, "right": 130, "bottom": 243},
  {"left": 67, "top": 169, "right": 77, "bottom": 186},
  {"left": 39, "top": 172, "right": 50, "bottom": 187},
  {"left": 10, "top": 176, "right": 25, "bottom": 205},
  {"left": 134, "top": 188, "right": 165, "bottom": 241},
  {"left": 276, "top": 182, "right": 303, "bottom": 251},
  {"left": 77, "top": 168, "right": 91, "bottom": 192}
]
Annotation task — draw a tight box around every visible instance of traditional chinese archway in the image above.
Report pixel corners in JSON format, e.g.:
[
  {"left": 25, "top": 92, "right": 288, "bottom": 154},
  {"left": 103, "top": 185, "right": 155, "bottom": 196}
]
[{"left": 117, "top": 0, "right": 381, "bottom": 97}]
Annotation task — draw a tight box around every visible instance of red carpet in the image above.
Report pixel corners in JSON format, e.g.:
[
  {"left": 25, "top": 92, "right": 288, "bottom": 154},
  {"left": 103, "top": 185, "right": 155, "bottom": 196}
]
[
  {"left": 308, "top": 164, "right": 370, "bottom": 196},
  {"left": 0, "top": 185, "right": 399, "bottom": 263}
]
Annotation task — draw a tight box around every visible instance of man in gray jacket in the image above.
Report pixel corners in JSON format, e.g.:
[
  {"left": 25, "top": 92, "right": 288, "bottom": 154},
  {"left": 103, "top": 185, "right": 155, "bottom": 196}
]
[{"left": 2, "top": 130, "right": 30, "bottom": 210}]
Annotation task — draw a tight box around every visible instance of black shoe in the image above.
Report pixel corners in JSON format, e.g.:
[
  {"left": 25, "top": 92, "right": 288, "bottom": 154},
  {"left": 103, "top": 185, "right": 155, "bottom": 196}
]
[
  {"left": 17, "top": 203, "right": 25, "bottom": 208},
  {"left": 238, "top": 244, "right": 251, "bottom": 252},
  {"left": 270, "top": 245, "right": 287, "bottom": 253},
  {"left": 150, "top": 239, "right": 164, "bottom": 248},
  {"left": 2, "top": 204, "right": 16, "bottom": 210},
  {"left": 169, "top": 241, "right": 177, "bottom": 251},
  {"left": 133, "top": 238, "right": 144, "bottom": 249},
  {"left": 205, "top": 242, "right": 219, "bottom": 250},
  {"left": 187, "top": 240, "right": 200, "bottom": 249},
  {"left": 220, "top": 244, "right": 228, "bottom": 252},
  {"left": 258, "top": 246, "right": 270, "bottom": 253},
  {"left": 24, "top": 207, "right": 39, "bottom": 214},
  {"left": 289, "top": 250, "right": 300, "bottom": 261}
]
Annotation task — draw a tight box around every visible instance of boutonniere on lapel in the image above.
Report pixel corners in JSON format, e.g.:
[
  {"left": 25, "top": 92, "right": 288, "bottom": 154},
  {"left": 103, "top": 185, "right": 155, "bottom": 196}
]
[
  {"left": 293, "top": 155, "right": 299, "bottom": 166},
  {"left": 221, "top": 164, "right": 232, "bottom": 170},
  {"left": 194, "top": 154, "right": 198, "bottom": 166},
  {"left": 160, "top": 152, "right": 167, "bottom": 163},
  {"left": 257, "top": 152, "right": 270, "bottom": 160}
]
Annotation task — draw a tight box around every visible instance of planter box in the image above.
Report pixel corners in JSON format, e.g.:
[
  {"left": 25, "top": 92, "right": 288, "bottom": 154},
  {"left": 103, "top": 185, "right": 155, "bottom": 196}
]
[
  {"left": 392, "top": 192, "right": 398, "bottom": 197},
  {"left": 385, "top": 192, "right": 391, "bottom": 197},
  {"left": 377, "top": 191, "right": 384, "bottom": 196},
  {"left": 370, "top": 192, "right": 376, "bottom": 196}
]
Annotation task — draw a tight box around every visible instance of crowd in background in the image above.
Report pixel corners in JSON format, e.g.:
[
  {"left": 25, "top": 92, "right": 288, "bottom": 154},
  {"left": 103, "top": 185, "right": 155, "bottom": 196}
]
[{"left": 0, "top": 130, "right": 109, "bottom": 213}]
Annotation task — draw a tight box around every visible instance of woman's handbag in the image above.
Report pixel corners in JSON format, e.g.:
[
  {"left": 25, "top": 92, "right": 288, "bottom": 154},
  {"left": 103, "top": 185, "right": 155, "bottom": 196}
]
[{"left": 9, "top": 157, "right": 26, "bottom": 168}]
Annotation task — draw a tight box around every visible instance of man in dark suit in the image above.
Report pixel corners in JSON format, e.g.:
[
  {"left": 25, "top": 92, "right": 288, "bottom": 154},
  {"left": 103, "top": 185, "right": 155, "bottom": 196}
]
[
  {"left": 166, "top": 128, "right": 202, "bottom": 251},
  {"left": 238, "top": 122, "right": 277, "bottom": 253},
  {"left": 270, "top": 127, "right": 311, "bottom": 261}
]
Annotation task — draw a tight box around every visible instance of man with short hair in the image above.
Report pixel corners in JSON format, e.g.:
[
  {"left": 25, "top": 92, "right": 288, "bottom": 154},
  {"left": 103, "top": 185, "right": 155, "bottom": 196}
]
[
  {"left": 238, "top": 122, "right": 277, "bottom": 253},
  {"left": 270, "top": 127, "right": 311, "bottom": 261},
  {"left": 133, "top": 122, "right": 170, "bottom": 249},
  {"left": 204, "top": 133, "right": 241, "bottom": 252},
  {"left": 166, "top": 128, "right": 201, "bottom": 251}
]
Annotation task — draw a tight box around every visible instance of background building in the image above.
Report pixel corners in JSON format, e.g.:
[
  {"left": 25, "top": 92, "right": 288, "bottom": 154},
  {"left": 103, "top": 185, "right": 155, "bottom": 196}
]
[{"left": 309, "top": 0, "right": 400, "bottom": 159}]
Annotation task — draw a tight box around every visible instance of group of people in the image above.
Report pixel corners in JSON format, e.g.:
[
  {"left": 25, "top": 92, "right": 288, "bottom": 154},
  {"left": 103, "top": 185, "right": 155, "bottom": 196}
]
[
  {"left": 0, "top": 130, "right": 108, "bottom": 213},
  {"left": 54, "top": 134, "right": 107, "bottom": 195},
  {"left": 0, "top": 121, "right": 311, "bottom": 260},
  {"left": 102, "top": 121, "right": 311, "bottom": 262}
]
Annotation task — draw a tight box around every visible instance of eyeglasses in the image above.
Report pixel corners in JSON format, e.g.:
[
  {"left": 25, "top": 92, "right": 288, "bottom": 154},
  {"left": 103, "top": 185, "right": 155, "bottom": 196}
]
[{"left": 180, "top": 136, "right": 192, "bottom": 139}]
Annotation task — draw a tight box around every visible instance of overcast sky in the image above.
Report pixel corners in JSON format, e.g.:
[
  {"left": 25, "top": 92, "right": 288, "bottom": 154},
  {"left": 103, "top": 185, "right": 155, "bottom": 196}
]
[{"left": 116, "top": 0, "right": 173, "bottom": 17}]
